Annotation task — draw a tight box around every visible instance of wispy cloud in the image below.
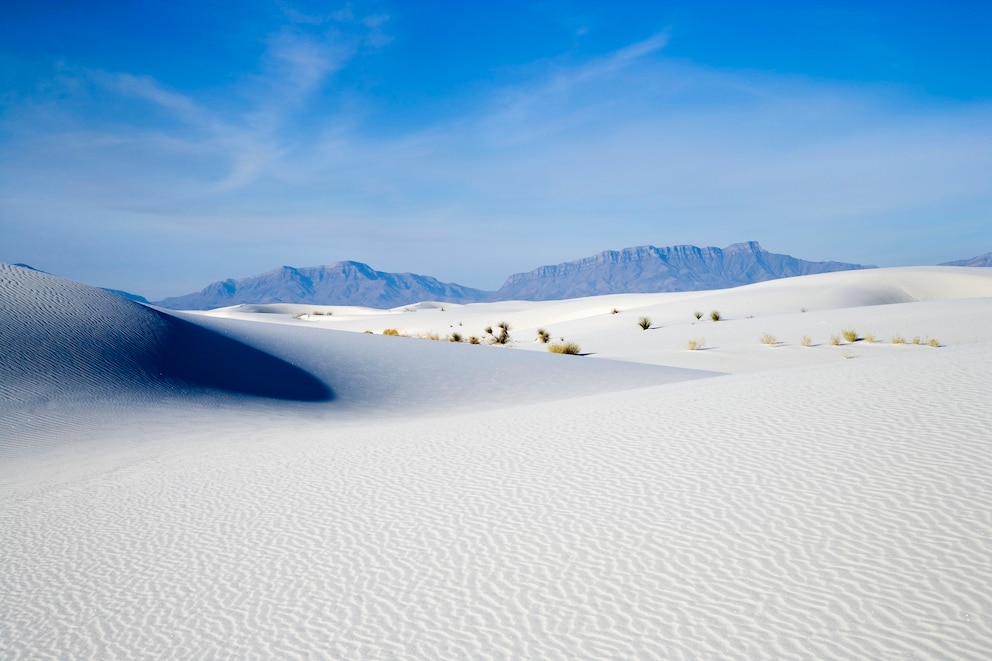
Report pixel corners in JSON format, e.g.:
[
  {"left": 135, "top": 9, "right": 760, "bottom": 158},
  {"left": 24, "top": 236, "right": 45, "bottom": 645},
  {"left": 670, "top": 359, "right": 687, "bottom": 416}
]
[{"left": 2, "top": 22, "right": 989, "bottom": 295}]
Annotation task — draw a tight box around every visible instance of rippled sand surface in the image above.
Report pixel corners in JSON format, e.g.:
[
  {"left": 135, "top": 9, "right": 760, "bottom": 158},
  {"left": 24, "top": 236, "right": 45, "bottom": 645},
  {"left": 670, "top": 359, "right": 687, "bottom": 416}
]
[{"left": 3, "top": 263, "right": 991, "bottom": 659}]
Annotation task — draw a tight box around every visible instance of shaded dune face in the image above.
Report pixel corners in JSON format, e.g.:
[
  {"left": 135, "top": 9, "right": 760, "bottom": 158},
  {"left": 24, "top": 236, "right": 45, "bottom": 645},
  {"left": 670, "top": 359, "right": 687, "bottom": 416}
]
[
  {"left": 149, "top": 309, "right": 332, "bottom": 402},
  {"left": 0, "top": 264, "right": 332, "bottom": 404}
]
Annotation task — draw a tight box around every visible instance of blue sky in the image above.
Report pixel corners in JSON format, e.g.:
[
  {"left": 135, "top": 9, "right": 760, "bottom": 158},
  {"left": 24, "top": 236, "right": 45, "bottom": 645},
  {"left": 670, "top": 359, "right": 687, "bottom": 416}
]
[{"left": 1, "top": 1, "right": 990, "bottom": 298}]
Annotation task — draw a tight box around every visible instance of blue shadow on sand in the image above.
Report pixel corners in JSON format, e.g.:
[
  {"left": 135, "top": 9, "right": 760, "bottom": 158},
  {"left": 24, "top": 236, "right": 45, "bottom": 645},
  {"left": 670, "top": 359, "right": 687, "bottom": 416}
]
[{"left": 151, "top": 311, "right": 333, "bottom": 402}]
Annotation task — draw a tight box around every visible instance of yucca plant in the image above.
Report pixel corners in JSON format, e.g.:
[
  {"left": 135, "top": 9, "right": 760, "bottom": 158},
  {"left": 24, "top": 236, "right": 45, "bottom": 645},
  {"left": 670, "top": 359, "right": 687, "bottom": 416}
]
[{"left": 637, "top": 316, "right": 651, "bottom": 330}]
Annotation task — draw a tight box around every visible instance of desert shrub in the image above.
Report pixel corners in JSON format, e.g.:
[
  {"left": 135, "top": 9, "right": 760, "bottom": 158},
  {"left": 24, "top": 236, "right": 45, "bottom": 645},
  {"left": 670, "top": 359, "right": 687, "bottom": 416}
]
[
  {"left": 363, "top": 330, "right": 373, "bottom": 334},
  {"left": 536, "top": 328, "right": 550, "bottom": 343},
  {"left": 414, "top": 331, "right": 441, "bottom": 341},
  {"left": 449, "top": 332, "right": 463, "bottom": 343},
  {"left": 892, "top": 335, "right": 906, "bottom": 344},
  {"left": 800, "top": 335, "right": 812, "bottom": 347},
  {"left": 864, "top": 333, "right": 876, "bottom": 344},
  {"left": 685, "top": 339, "right": 704, "bottom": 351},
  {"left": 486, "top": 322, "right": 511, "bottom": 344},
  {"left": 927, "top": 337, "right": 940, "bottom": 347},
  {"left": 468, "top": 336, "right": 481, "bottom": 345},
  {"left": 383, "top": 328, "right": 401, "bottom": 336},
  {"left": 548, "top": 341, "right": 581, "bottom": 354},
  {"left": 912, "top": 335, "right": 922, "bottom": 345},
  {"left": 830, "top": 334, "right": 841, "bottom": 346},
  {"left": 611, "top": 308, "right": 620, "bottom": 315},
  {"left": 694, "top": 311, "right": 703, "bottom": 320},
  {"left": 710, "top": 310, "right": 721, "bottom": 322},
  {"left": 760, "top": 333, "right": 777, "bottom": 346},
  {"left": 637, "top": 316, "right": 651, "bottom": 330},
  {"left": 842, "top": 329, "right": 858, "bottom": 343}
]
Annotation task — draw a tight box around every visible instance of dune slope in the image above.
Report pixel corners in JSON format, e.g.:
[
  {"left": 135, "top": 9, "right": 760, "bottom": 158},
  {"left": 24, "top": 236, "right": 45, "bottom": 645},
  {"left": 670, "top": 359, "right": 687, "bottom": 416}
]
[{"left": 2, "top": 263, "right": 991, "bottom": 658}]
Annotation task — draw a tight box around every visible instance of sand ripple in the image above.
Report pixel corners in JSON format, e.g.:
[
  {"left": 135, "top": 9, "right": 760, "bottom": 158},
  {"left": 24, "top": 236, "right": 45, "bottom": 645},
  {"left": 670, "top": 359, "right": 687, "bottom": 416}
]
[{"left": 3, "top": 344, "right": 991, "bottom": 658}]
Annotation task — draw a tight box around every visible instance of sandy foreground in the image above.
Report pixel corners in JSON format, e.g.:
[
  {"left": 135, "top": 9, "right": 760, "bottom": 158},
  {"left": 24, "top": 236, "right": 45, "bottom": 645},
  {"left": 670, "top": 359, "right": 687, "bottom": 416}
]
[{"left": 2, "top": 262, "right": 991, "bottom": 659}]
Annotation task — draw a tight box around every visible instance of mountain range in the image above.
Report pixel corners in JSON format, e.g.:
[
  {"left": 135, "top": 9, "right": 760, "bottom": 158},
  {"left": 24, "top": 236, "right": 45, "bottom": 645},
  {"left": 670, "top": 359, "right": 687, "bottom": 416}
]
[
  {"left": 941, "top": 251, "right": 992, "bottom": 268},
  {"left": 154, "top": 241, "right": 877, "bottom": 310}
]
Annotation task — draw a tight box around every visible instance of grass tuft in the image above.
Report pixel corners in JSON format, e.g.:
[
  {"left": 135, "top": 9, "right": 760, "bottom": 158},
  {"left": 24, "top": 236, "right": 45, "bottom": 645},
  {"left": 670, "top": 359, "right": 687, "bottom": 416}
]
[
  {"left": 637, "top": 316, "right": 651, "bottom": 330},
  {"left": 800, "top": 335, "right": 812, "bottom": 347},
  {"left": 610, "top": 308, "right": 620, "bottom": 315},
  {"left": 892, "top": 335, "right": 906, "bottom": 344},
  {"left": 382, "top": 328, "right": 401, "bottom": 336},
  {"left": 864, "top": 332, "right": 876, "bottom": 344},
  {"left": 685, "top": 338, "right": 704, "bottom": 351},
  {"left": 710, "top": 310, "right": 721, "bottom": 322},
  {"left": 927, "top": 337, "right": 940, "bottom": 347},
  {"left": 830, "top": 334, "right": 841, "bottom": 346},
  {"left": 842, "top": 329, "right": 858, "bottom": 343},
  {"left": 760, "top": 333, "right": 777, "bottom": 346},
  {"left": 449, "top": 332, "right": 463, "bottom": 343},
  {"left": 536, "top": 328, "right": 550, "bottom": 343},
  {"left": 694, "top": 311, "right": 703, "bottom": 320},
  {"left": 548, "top": 341, "right": 581, "bottom": 354}
]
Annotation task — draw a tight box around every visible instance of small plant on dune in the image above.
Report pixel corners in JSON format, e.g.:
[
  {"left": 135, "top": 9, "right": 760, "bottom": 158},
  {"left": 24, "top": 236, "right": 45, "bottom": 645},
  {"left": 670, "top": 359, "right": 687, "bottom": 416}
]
[
  {"left": 830, "top": 334, "right": 841, "bottom": 346},
  {"left": 864, "top": 332, "right": 876, "bottom": 344},
  {"left": 536, "top": 328, "right": 550, "bottom": 343},
  {"left": 548, "top": 341, "right": 581, "bottom": 354},
  {"left": 611, "top": 308, "right": 620, "bottom": 315},
  {"left": 694, "top": 311, "right": 703, "bottom": 320},
  {"left": 415, "top": 331, "right": 441, "bottom": 341},
  {"left": 449, "top": 332, "right": 463, "bottom": 343},
  {"left": 760, "top": 333, "right": 777, "bottom": 346},
  {"left": 637, "top": 316, "right": 651, "bottom": 330},
  {"left": 842, "top": 329, "right": 858, "bottom": 343},
  {"left": 800, "top": 335, "right": 812, "bottom": 347},
  {"left": 363, "top": 330, "right": 373, "bottom": 334},
  {"left": 685, "top": 338, "right": 704, "bottom": 351},
  {"left": 912, "top": 335, "right": 922, "bottom": 345},
  {"left": 293, "top": 312, "right": 307, "bottom": 319},
  {"left": 892, "top": 335, "right": 906, "bottom": 344},
  {"left": 486, "top": 321, "right": 512, "bottom": 345},
  {"left": 468, "top": 336, "right": 481, "bottom": 344},
  {"left": 710, "top": 310, "right": 721, "bottom": 322},
  {"left": 927, "top": 337, "right": 940, "bottom": 347},
  {"left": 382, "top": 328, "right": 401, "bottom": 336}
]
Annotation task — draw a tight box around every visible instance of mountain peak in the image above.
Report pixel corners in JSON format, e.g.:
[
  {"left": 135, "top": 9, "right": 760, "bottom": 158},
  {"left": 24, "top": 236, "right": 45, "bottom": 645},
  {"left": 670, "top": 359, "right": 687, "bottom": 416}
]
[{"left": 495, "top": 242, "right": 873, "bottom": 301}]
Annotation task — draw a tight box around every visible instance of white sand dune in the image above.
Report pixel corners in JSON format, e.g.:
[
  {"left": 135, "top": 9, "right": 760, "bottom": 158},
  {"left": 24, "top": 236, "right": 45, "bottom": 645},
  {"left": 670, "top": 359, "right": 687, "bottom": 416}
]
[{"left": 2, "top": 262, "right": 992, "bottom": 658}]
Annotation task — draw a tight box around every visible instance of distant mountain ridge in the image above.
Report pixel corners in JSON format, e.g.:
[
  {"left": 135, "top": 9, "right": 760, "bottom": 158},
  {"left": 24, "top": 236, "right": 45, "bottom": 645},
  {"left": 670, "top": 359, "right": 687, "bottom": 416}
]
[
  {"left": 153, "top": 241, "right": 877, "bottom": 310},
  {"left": 494, "top": 241, "right": 873, "bottom": 301},
  {"left": 155, "top": 261, "right": 491, "bottom": 310},
  {"left": 941, "top": 251, "right": 992, "bottom": 267}
]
